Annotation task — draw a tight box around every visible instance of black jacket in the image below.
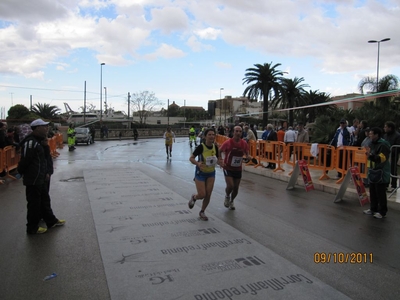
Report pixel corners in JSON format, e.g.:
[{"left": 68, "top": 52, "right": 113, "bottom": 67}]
[{"left": 18, "top": 134, "right": 47, "bottom": 186}]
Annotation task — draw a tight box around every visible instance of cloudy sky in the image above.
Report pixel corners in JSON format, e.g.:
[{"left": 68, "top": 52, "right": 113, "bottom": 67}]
[{"left": 1, "top": 0, "right": 399, "bottom": 118}]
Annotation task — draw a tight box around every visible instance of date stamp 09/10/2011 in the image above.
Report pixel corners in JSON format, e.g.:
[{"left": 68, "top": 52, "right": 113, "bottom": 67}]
[{"left": 314, "top": 252, "right": 373, "bottom": 264}]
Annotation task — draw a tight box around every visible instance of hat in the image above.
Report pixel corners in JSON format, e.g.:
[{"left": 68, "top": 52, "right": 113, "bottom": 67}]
[
  {"left": 289, "top": 126, "right": 293, "bottom": 130},
  {"left": 340, "top": 118, "right": 346, "bottom": 123},
  {"left": 30, "top": 119, "right": 49, "bottom": 127}
]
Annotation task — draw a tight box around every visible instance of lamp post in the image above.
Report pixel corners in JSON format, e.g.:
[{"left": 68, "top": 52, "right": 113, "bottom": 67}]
[
  {"left": 100, "top": 63, "right": 105, "bottom": 121},
  {"left": 219, "top": 88, "right": 224, "bottom": 125},
  {"left": 368, "top": 38, "right": 390, "bottom": 91}
]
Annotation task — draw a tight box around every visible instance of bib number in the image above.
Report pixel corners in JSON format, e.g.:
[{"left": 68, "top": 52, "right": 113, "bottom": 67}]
[
  {"left": 230, "top": 156, "right": 242, "bottom": 167},
  {"left": 206, "top": 156, "right": 217, "bottom": 166}
]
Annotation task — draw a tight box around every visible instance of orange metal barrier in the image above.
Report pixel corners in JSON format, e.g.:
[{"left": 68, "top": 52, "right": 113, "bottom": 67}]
[
  {"left": 334, "top": 146, "right": 368, "bottom": 184},
  {"left": 254, "top": 140, "right": 285, "bottom": 172},
  {"left": 2, "top": 146, "right": 19, "bottom": 180},
  {"left": 49, "top": 136, "right": 60, "bottom": 158},
  {"left": 0, "top": 148, "right": 5, "bottom": 184},
  {"left": 215, "top": 134, "right": 229, "bottom": 147},
  {"left": 286, "top": 143, "right": 336, "bottom": 180},
  {"left": 55, "top": 133, "right": 64, "bottom": 149}
]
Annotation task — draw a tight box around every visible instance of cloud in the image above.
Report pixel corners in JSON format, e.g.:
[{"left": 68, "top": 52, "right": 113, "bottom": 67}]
[
  {"left": 150, "top": 6, "right": 189, "bottom": 34},
  {"left": 0, "top": 0, "right": 399, "bottom": 81},
  {"left": 142, "top": 43, "right": 186, "bottom": 60},
  {"left": 194, "top": 27, "right": 221, "bottom": 40}
]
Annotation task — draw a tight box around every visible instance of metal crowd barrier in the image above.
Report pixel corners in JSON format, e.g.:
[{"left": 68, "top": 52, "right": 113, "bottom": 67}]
[
  {"left": 388, "top": 145, "right": 400, "bottom": 198},
  {"left": 215, "top": 135, "right": 369, "bottom": 184}
]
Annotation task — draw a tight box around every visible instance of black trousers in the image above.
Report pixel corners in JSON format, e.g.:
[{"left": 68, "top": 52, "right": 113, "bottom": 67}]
[
  {"left": 26, "top": 184, "right": 58, "bottom": 233},
  {"left": 369, "top": 182, "right": 388, "bottom": 216}
]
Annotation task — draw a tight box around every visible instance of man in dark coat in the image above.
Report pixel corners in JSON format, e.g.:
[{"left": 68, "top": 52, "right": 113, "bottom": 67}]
[{"left": 18, "top": 119, "right": 65, "bottom": 234}]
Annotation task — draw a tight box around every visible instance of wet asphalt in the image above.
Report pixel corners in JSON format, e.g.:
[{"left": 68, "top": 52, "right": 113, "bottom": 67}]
[{"left": 0, "top": 137, "right": 399, "bottom": 300}]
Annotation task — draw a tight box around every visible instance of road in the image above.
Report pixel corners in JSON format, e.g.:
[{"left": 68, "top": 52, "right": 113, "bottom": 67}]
[{"left": 0, "top": 137, "right": 399, "bottom": 300}]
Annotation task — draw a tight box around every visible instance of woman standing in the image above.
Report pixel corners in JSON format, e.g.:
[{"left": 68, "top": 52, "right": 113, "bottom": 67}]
[{"left": 188, "top": 129, "right": 223, "bottom": 220}]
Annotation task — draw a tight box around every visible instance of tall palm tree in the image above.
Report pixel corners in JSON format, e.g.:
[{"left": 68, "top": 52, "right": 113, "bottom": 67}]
[
  {"left": 358, "top": 74, "right": 399, "bottom": 107},
  {"left": 271, "top": 77, "right": 309, "bottom": 126},
  {"left": 31, "top": 103, "right": 61, "bottom": 120},
  {"left": 243, "top": 62, "right": 285, "bottom": 127},
  {"left": 301, "top": 90, "right": 333, "bottom": 123}
]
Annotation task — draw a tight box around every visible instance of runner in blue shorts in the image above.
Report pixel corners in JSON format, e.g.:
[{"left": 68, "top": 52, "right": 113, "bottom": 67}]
[{"left": 188, "top": 128, "right": 223, "bottom": 220}]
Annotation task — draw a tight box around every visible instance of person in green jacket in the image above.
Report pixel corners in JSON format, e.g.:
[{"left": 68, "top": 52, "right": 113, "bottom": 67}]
[
  {"left": 67, "top": 123, "right": 76, "bottom": 151},
  {"left": 363, "top": 127, "right": 391, "bottom": 219}
]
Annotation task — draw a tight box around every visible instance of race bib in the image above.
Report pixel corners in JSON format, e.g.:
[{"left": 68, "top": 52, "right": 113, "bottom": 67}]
[
  {"left": 230, "top": 156, "right": 243, "bottom": 167},
  {"left": 206, "top": 156, "right": 218, "bottom": 166}
]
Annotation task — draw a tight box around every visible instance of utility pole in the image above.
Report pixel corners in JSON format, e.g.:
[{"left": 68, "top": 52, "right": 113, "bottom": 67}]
[
  {"left": 167, "top": 99, "right": 170, "bottom": 125},
  {"left": 128, "top": 92, "right": 131, "bottom": 124}
]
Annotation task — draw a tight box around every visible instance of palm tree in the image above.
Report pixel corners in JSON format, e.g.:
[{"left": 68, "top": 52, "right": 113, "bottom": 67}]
[
  {"left": 243, "top": 62, "right": 285, "bottom": 127},
  {"left": 272, "top": 77, "right": 309, "bottom": 126},
  {"left": 301, "top": 90, "right": 333, "bottom": 123},
  {"left": 358, "top": 74, "right": 399, "bottom": 107},
  {"left": 31, "top": 103, "right": 61, "bottom": 120}
]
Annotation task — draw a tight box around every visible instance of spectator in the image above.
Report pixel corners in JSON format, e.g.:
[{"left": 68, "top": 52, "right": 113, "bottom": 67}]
[
  {"left": 0, "top": 122, "right": 6, "bottom": 149},
  {"left": 363, "top": 127, "right": 391, "bottom": 219},
  {"left": 331, "top": 118, "right": 351, "bottom": 179},
  {"left": 243, "top": 125, "right": 256, "bottom": 142},
  {"left": 250, "top": 124, "right": 258, "bottom": 140},
  {"left": 353, "top": 120, "right": 368, "bottom": 147},
  {"left": 262, "top": 124, "right": 277, "bottom": 169},
  {"left": 90, "top": 126, "right": 96, "bottom": 143},
  {"left": 296, "top": 122, "right": 309, "bottom": 143},
  {"left": 383, "top": 121, "right": 400, "bottom": 193},
  {"left": 284, "top": 126, "right": 296, "bottom": 159},
  {"left": 277, "top": 127, "right": 285, "bottom": 142},
  {"left": 17, "top": 119, "right": 65, "bottom": 234},
  {"left": 5, "top": 127, "right": 20, "bottom": 150}
]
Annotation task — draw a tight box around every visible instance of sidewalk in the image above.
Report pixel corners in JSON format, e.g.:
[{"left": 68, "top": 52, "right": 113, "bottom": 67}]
[{"left": 243, "top": 162, "right": 400, "bottom": 204}]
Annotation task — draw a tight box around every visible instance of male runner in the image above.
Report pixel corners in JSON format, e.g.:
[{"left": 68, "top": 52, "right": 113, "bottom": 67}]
[
  {"left": 163, "top": 126, "right": 176, "bottom": 159},
  {"left": 219, "top": 125, "right": 250, "bottom": 210}
]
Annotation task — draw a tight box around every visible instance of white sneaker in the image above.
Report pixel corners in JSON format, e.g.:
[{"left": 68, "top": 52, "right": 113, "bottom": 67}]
[
  {"left": 363, "top": 209, "right": 373, "bottom": 215},
  {"left": 373, "top": 212, "right": 385, "bottom": 219},
  {"left": 229, "top": 200, "right": 235, "bottom": 210},
  {"left": 224, "top": 196, "right": 230, "bottom": 208}
]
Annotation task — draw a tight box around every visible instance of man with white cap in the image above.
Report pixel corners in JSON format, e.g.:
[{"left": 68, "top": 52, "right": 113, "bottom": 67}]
[{"left": 18, "top": 119, "right": 65, "bottom": 234}]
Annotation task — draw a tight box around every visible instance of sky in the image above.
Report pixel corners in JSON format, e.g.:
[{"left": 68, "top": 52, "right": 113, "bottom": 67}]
[{"left": 1, "top": 0, "right": 400, "bottom": 119}]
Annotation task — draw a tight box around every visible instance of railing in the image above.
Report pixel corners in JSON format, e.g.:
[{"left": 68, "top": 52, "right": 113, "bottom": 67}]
[
  {"left": 215, "top": 135, "right": 369, "bottom": 183},
  {"left": 1, "top": 133, "right": 64, "bottom": 183}
]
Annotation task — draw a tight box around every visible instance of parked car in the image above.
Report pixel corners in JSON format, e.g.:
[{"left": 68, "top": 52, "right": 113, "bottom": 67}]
[{"left": 75, "top": 127, "right": 92, "bottom": 145}]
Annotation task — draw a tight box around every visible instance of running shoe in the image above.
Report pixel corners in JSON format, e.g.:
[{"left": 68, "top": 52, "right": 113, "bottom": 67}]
[
  {"left": 188, "top": 194, "right": 196, "bottom": 209},
  {"left": 224, "top": 196, "right": 230, "bottom": 208},
  {"left": 363, "top": 209, "right": 373, "bottom": 215},
  {"left": 199, "top": 211, "right": 208, "bottom": 221},
  {"left": 229, "top": 200, "right": 235, "bottom": 210},
  {"left": 27, "top": 227, "right": 47, "bottom": 234},
  {"left": 52, "top": 219, "right": 66, "bottom": 227}
]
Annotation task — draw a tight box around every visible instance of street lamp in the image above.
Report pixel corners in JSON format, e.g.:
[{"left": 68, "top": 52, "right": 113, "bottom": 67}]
[
  {"left": 100, "top": 62, "right": 105, "bottom": 121},
  {"left": 368, "top": 38, "right": 390, "bottom": 91},
  {"left": 220, "top": 88, "right": 224, "bottom": 125}
]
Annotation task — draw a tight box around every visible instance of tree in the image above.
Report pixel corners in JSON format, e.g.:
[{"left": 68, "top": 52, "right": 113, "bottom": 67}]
[
  {"left": 243, "top": 62, "right": 286, "bottom": 127},
  {"left": 301, "top": 90, "right": 333, "bottom": 123},
  {"left": 272, "top": 77, "right": 309, "bottom": 126},
  {"left": 358, "top": 74, "right": 399, "bottom": 108},
  {"left": 31, "top": 103, "right": 61, "bottom": 120},
  {"left": 130, "top": 91, "right": 163, "bottom": 124},
  {"left": 7, "top": 104, "right": 34, "bottom": 121}
]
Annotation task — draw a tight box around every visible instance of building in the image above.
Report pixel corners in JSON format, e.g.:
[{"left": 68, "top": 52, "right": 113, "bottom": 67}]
[{"left": 209, "top": 96, "right": 262, "bottom": 125}]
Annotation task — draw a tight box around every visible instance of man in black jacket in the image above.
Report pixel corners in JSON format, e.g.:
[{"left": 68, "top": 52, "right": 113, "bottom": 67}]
[{"left": 18, "top": 119, "right": 65, "bottom": 234}]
